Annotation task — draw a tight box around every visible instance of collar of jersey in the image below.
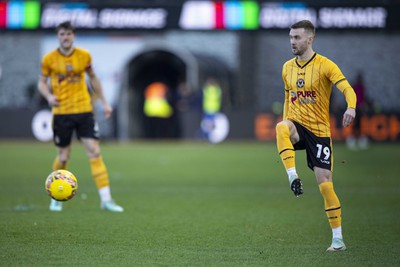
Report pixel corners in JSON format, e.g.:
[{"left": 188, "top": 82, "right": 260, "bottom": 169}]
[{"left": 295, "top": 52, "right": 317, "bottom": 69}]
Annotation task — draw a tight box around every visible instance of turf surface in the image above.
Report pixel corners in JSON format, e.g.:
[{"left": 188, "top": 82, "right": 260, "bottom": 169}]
[{"left": 0, "top": 141, "right": 399, "bottom": 266}]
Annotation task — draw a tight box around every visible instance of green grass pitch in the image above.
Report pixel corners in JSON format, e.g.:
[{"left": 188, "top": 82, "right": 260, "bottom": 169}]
[{"left": 0, "top": 141, "right": 399, "bottom": 266}]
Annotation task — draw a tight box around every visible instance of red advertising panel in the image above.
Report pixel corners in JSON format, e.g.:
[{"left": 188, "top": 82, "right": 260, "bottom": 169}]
[{"left": 0, "top": 2, "right": 7, "bottom": 28}]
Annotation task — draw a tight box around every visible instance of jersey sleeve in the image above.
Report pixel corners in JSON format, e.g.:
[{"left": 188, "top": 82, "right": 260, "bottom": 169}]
[
  {"left": 325, "top": 58, "right": 346, "bottom": 84},
  {"left": 336, "top": 79, "right": 357, "bottom": 109},
  {"left": 282, "top": 63, "right": 289, "bottom": 120},
  {"left": 325, "top": 59, "right": 357, "bottom": 109},
  {"left": 41, "top": 55, "right": 51, "bottom": 77},
  {"left": 85, "top": 51, "right": 93, "bottom": 72}
]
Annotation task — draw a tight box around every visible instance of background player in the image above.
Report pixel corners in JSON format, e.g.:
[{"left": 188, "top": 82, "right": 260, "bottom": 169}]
[
  {"left": 38, "top": 21, "right": 123, "bottom": 212},
  {"left": 275, "top": 20, "right": 356, "bottom": 251},
  {"left": 346, "top": 72, "right": 370, "bottom": 150}
]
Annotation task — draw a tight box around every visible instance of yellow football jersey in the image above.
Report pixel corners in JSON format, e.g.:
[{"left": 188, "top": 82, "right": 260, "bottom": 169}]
[
  {"left": 282, "top": 53, "right": 350, "bottom": 137},
  {"left": 41, "top": 48, "right": 93, "bottom": 115}
]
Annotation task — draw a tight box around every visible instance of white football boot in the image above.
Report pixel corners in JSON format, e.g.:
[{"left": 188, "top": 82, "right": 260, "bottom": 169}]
[
  {"left": 49, "top": 199, "right": 63, "bottom": 212},
  {"left": 326, "top": 238, "right": 346, "bottom": 252},
  {"left": 101, "top": 200, "right": 124, "bottom": 212}
]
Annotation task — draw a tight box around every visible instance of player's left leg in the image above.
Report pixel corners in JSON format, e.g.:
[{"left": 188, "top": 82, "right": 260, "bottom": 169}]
[
  {"left": 81, "top": 138, "right": 124, "bottom": 212},
  {"left": 314, "top": 167, "right": 346, "bottom": 251},
  {"left": 78, "top": 113, "right": 123, "bottom": 212}
]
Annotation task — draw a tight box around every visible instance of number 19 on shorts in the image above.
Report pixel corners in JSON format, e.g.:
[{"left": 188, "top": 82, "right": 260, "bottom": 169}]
[{"left": 316, "top": 144, "right": 331, "bottom": 165}]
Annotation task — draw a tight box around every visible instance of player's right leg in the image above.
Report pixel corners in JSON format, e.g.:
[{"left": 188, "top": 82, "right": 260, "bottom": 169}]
[
  {"left": 275, "top": 120, "right": 303, "bottom": 196},
  {"left": 50, "top": 114, "right": 73, "bottom": 212},
  {"left": 49, "top": 147, "right": 71, "bottom": 211}
]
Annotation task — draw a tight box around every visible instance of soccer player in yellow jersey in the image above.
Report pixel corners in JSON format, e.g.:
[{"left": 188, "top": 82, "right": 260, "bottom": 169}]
[
  {"left": 276, "top": 20, "right": 356, "bottom": 251},
  {"left": 38, "top": 21, "right": 123, "bottom": 212}
]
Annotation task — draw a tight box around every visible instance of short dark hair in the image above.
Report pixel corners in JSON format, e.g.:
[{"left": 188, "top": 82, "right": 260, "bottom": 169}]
[
  {"left": 56, "top": 21, "right": 75, "bottom": 33},
  {"left": 291, "top": 20, "right": 315, "bottom": 36}
]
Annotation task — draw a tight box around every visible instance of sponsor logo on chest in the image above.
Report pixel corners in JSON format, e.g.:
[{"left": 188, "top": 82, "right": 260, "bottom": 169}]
[{"left": 291, "top": 90, "right": 317, "bottom": 104}]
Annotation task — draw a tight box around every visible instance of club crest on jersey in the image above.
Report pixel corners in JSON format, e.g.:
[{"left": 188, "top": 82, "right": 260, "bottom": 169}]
[
  {"left": 66, "top": 64, "right": 73, "bottom": 72},
  {"left": 296, "top": 78, "right": 305, "bottom": 88}
]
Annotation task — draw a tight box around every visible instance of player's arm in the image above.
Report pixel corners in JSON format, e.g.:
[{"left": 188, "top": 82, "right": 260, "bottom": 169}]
[
  {"left": 87, "top": 68, "right": 112, "bottom": 119},
  {"left": 336, "top": 79, "right": 356, "bottom": 127},
  {"left": 282, "top": 65, "right": 289, "bottom": 120},
  {"left": 38, "top": 74, "right": 59, "bottom": 107},
  {"left": 283, "top": 90, "right": 289, "bottom": 120},
  {"left": 326, "top": 59, "right": 357, "bottom": 127}
]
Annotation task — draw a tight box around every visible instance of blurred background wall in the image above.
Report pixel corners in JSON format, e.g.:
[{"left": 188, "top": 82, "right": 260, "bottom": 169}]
[{"left": 1, "top": 0, "right": 399, "bottom": 142}]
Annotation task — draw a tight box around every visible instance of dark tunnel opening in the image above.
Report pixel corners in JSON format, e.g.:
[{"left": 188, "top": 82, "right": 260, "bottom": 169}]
[
  {"left": 118, "top": 47, "right": 234, "bottom": 140},
  {"left": 128, "top": 50, "right": 186, "bottom": 139}
]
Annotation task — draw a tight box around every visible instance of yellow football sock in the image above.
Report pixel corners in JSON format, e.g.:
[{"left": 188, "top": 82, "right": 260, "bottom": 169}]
[
  {"left": 90, "top": 156, "right": 110, "bottom": 189},
  {"left": 53, "top": 157, "right": 67, "bottom": 170},
  {"left": 276, "top": 123, "right": 295, "bottom": 170},
  {"left": 319, "top": 182, "right": 342, "bottom": 229}
]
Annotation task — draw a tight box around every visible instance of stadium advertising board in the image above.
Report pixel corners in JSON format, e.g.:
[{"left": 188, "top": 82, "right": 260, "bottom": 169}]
[
  {"left": 1, "top": 109, "right": 399, "bottom": 141},
  {"left": 40, "top": 3, "right": 171, "bottom": 29},
  {"left": 0, "top": 1, "right": 41, "bottom": 29},
  {"left": 0, "top": 1, "right": 399, "bottom": 31},
  {"left": 255, "top": 113, "right": 400, "bottom": 142},
  {"left": 258, "top": 3, "right": 388, "bottom": 29}
]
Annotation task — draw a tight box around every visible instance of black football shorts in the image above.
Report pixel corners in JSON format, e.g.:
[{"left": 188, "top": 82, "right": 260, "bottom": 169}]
[
  {"left": 292, "top": 120, "right": 333, "bottom": 171},
  {"left": 52, "top": 112, "right": 99, "bottom": 147}
]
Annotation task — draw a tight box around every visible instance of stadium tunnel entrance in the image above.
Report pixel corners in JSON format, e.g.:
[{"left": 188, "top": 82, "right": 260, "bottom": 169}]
[{"left": 117, "top": 45, "right": 232, "bottom": 140}]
